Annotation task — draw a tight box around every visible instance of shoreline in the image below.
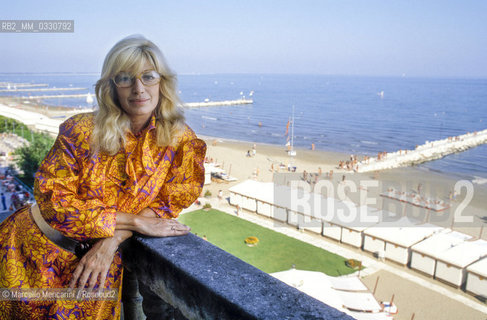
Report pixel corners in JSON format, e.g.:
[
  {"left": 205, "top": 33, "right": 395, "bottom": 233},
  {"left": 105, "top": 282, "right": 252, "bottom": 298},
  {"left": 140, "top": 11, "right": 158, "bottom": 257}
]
[
  {"left": 1, "top": 94, "right": 486, "bottom": 185},
  {"left": 201, "top": 136, "right": 487, "bottom": 240},
  {"left": 2, "top": 95, "right": 486, "bottom": 185},
  {"left": 200, "top": 133, "right": 487, "bottom": 188},
  {"left": 1, "top": 97, "right": 486, "bottom": 239},
  {"left": 2, "top": 94, "right": 487, "bottom": 318}
]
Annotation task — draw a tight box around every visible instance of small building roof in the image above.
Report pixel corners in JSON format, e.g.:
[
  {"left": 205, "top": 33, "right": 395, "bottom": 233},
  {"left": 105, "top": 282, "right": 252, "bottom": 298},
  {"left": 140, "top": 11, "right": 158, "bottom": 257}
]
[
  {"left": 436, "top": 239, "right": 487, "bottom": 268},
  {"left": 467, "top": 256, "right": 487, "bottom": 277},
  {"left": 411, "top": 229, "right": 472, "bottom": 257},
  {"left": 363, "top": 216, "right": 443, "bottom": 248}
]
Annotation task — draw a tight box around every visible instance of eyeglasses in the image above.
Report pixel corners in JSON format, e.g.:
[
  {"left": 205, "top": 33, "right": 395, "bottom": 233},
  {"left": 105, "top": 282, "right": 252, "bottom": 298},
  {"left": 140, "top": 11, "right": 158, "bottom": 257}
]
[{"left": 112, "top": 70, "right": 161, "bottom": 88}]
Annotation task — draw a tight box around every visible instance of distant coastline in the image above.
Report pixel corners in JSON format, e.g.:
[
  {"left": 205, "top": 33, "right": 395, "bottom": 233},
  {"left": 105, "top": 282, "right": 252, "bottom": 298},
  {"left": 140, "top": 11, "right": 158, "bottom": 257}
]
[{"left": 1, "top": 73, "right": 487, "bottom": 181}]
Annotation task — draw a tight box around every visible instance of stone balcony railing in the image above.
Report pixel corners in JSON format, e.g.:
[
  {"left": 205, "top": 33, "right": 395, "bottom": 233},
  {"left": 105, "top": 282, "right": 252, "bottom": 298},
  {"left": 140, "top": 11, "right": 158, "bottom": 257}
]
[{"left": 120, "top": 233, "right": 354, "bottom": 320}]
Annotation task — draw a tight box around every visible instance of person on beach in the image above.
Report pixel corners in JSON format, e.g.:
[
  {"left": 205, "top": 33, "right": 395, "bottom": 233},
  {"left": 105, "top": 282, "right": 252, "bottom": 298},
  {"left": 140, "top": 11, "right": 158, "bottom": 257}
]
[
  {"left": 0, "top": 193, "right": 6, "bottom": 211},
  {"left": 236, "top": 204, "right": 241, "bottom": 216},
  {"left": 0, "top": 35, "right": 206, "bottom": 319},
  {"left": 9, "top": 191, "right": 22, "bottom": 210}
]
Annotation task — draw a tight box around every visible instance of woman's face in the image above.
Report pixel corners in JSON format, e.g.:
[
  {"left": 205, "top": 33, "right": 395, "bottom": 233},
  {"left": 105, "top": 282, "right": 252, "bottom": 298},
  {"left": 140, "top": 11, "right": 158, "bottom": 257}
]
[{"left": 115, "top": 60, "right": 160, "bottom": 124}]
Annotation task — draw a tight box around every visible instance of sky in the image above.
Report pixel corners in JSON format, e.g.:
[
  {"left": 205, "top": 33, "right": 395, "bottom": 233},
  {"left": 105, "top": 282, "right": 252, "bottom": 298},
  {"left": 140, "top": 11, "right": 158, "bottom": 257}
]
[{"left": 0, "top": 0, "right": 486, "bottom": 78}]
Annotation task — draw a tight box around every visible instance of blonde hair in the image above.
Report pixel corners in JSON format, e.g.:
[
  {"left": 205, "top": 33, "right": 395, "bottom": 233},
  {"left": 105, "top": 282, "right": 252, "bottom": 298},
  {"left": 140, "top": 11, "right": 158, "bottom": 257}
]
[{"left": 92, "top": 35, "right": 185, "bottom": 155}]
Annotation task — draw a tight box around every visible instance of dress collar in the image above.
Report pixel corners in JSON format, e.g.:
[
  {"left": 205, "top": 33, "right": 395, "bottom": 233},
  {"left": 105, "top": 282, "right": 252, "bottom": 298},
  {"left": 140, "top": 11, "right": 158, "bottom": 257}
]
[
  {"left": 124, "top": 114, "right": 157, "bottom": 193},
  {"left": 127, "top": 114, "right": 157, "bottom": 139}
]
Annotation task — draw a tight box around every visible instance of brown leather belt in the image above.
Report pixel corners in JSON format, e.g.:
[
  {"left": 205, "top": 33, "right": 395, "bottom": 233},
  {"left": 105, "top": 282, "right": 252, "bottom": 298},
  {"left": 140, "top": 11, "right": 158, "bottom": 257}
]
[{"left": 30, "top": 203, "right": 81, "bottom": 254}]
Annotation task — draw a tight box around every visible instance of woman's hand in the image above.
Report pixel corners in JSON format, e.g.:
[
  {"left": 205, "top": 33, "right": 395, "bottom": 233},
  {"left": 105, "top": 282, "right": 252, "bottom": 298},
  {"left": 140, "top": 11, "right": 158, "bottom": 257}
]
[
  {"left": 115, "top": 211, "right": 191, "bottom": 238},
  {"left": 68, "top": 209, "right": 143, "bottom": 289},
  {"left": 69, "top": 234, "right": 122, "bottom": 289},
  {"left": 134, "top": 216, "right": 191, "bottom": 237}
]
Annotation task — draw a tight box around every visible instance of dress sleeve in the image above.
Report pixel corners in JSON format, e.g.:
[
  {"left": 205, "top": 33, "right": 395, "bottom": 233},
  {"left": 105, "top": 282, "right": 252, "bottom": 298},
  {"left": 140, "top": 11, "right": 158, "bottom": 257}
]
[
  {"left": 34, "top": 116, "right": 116, "bottom": 241},
  {"left": 149, "top": 138, "right": 207, "bottom": 218}
]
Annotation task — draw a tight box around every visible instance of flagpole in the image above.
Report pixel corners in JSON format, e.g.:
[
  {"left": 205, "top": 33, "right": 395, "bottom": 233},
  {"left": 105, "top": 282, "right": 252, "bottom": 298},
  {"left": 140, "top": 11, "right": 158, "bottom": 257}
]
[{"left": 291, "top": 105, "right": 295, "bottom": 155}]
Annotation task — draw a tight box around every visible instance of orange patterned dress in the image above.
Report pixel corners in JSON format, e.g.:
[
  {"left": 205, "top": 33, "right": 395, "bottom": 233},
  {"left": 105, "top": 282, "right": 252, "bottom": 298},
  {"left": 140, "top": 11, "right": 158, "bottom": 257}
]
[{"left": 0, "top": 113, "right": 206, "bottom": 319}]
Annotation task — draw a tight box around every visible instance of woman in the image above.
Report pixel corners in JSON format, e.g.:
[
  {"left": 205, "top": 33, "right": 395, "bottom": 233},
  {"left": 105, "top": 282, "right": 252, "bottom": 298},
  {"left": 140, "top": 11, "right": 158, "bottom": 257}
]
[{"left": 0, "top": 35, "right": 206, "bottom": 319}]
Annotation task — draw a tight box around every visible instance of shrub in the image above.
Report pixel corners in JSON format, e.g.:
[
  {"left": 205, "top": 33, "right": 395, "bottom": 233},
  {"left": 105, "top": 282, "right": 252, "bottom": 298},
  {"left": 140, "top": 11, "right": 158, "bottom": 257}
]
[
  {"left": 203, "top": 202, "right": 212, "bottom": 209},
  {"left": 345, "top": 258, "right": 363, "bottom": 270}
]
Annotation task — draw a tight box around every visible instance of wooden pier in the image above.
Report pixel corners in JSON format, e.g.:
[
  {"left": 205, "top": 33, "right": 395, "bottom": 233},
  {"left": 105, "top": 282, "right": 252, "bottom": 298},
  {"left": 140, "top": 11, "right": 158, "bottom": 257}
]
[
  {"left": 17, "top": 93, "right": 93, "bottom": 99},
  {"left": 12, "top": 94, "right": 252, "bottom": 107},
  {"left": 0, "top": 87, "right": 87, "bottom": 93},
  {"left": 0, "top": 83, "right": 49, "bottom": 88},
  {"left": 183, "top": 99, "right": 253, "bottom": 108}
]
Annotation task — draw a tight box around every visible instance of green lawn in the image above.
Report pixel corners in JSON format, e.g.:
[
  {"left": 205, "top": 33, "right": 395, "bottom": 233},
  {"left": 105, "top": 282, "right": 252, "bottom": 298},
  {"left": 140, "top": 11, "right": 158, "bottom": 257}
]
[{"left": 179, "top": 209, "right": 355, "bottom": 276}]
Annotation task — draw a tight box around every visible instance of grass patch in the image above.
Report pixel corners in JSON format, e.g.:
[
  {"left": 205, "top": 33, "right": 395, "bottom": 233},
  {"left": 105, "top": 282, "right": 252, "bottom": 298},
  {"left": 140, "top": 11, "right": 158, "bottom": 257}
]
[{"left": 179, "top": 209, "right": 355, "bottom": 276}]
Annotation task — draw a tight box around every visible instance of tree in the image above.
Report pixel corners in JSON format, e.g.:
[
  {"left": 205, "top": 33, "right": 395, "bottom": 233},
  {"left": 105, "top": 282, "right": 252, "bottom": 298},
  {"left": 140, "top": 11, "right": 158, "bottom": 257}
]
[{"left": 14, "top": 133, "right": 54, "bottom": 187}]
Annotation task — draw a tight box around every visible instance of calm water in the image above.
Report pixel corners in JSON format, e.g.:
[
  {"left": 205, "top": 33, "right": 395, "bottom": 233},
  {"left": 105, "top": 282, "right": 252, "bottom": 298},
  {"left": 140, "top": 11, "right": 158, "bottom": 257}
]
[{"left": 1, "top": 73, "right": 487, "bottom": 180}]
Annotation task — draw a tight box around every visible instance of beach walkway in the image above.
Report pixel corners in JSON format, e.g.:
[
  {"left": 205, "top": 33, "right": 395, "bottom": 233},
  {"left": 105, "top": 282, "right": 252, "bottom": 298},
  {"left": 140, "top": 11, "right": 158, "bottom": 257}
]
[{"left": 183, "top": 99, "right": 253, "bottom": 108}]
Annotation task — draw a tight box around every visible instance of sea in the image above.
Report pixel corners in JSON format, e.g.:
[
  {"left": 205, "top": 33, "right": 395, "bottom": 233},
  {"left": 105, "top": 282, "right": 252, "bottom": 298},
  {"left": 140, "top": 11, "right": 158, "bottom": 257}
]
[{"left": 1, "top": 73, "right": 487, "bottom": 182}]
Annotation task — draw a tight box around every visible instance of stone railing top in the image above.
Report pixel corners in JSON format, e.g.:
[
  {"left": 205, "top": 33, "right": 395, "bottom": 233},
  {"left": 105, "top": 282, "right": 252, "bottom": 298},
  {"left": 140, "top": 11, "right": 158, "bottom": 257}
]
[{"left": 122, "top": 233, "right": 353, "bottom": 320}]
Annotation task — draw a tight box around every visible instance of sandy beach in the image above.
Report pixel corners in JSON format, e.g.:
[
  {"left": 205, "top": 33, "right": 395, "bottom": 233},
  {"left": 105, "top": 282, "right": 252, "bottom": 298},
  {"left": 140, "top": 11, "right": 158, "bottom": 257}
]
[
  {"left": 198, "top": 136, "right": 487, "bottom": 319},
  {"left": 361, "top": 269, "right": 487, "bottom": 320},
  {"left": 188, "top": 194, "right": 487, "bottom": 320},
  {"left": 202, "top": 136, "right": 487, "bottom": 240},
  {"left": 6, "top": 95, "right": 485, "bottom": 239},
  {"left": 2, "top": 99, "right": 487, "bottom": 319}
]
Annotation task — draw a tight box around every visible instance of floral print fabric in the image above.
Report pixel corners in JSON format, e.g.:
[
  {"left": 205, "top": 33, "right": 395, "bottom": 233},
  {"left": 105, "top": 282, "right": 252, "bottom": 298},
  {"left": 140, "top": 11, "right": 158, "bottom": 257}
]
[{"left": 0, "top": 113, "right": 206, "bottom": 319}]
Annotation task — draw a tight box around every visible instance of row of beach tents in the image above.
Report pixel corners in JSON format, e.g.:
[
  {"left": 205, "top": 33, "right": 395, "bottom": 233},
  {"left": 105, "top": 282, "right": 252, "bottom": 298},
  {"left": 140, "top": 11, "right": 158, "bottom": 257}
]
[{"left": 229, "top": 180, "right": 487, "bottom": 300}]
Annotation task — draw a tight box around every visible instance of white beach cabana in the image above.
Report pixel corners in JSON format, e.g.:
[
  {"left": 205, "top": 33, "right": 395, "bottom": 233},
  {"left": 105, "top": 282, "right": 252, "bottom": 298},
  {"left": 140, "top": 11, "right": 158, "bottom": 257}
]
[
  {"left": 340, "top": 205, "right": 382, "bottom": 248},
  {"left": 229, "top": 180, "right": 291, "bottom": 222},
  {"left": 229, "top": 179, "right": 273, "bottom": 212},
  {"left": 265, "top": 183, "right": 296, "bottom": 222},
  {"left": 231, "top": 181, "right": 330, "bottom": 234},
  {"left": 363, "top": 216, "right": 443, "bottom": 265},
  {"left": 410, "top": 229, "right": 472, "bottom": 276},
  {"left": 321, "top": 198, "right": 358, "bottom": 242},
  {"left": 466, "top": 256, "right": 487, "bottom": 299},
  {"left": 286, "top": 188, "right": 312, "bottom": 227},
  {"left": 360, "top": 210, "right": 399, "bottom": 258},
  {"left": 434, "top": 239, "right": 487, "bottom": 287},
  {"left": 286, "top": 191, "right": 325, "bottom": 234}
]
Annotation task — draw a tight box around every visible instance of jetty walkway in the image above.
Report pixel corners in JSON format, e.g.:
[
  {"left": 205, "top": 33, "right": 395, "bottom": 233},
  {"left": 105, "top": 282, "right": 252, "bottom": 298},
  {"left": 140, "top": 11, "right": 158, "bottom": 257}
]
[
  {"left": 183, "top": 99, "right": 253, "bottom": 108},
  {"left": 0, "top": 87, "right": 87, "bottom": 93},
  {"left": 0, "top": 97, "right": 254, "bottom": 135},
  {"left": 17, "top": 93, "right": 93, "bottom": 99},
  {"left": 7, "top": 93, "right": 252, "bottom": 107},
  {"left": 0, "top": 83, "right": 48, "bottom": 88},
  {"left": 355, "top": 129, "right": 487, "bottom": 172}
]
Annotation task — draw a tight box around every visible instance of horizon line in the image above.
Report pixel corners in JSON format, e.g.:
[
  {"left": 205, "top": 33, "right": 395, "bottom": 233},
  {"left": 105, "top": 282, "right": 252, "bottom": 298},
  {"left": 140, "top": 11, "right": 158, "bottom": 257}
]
[{"left": 0, "top": 71, "right": 486, "bottom": 81}]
